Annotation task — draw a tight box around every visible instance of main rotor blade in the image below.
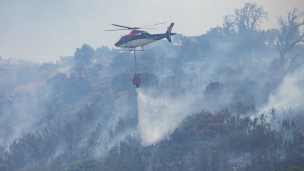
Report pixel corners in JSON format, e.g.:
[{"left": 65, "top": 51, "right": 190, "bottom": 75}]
[
  {"left": 140, "top": 28, "right": 156, "bottom": 29},
  {"left": 104, "top": 29, "right": 130, "bottom": 31},
  {"left": 140, "top": 22, "right": 166, "bottom": 28},
  {"left": 112, "top": 24, "right": 139, "bottom": 29}
]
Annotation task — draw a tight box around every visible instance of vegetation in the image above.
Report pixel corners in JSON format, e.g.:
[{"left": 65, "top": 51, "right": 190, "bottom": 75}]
[
  {"left": 63, "top": 159, "right": 109, "bottom": 171},
  {"left": 59, "top": 111, "right": 303, "bottom": 171},
  {"left": 277, "top": 8, "right": 304, "bottom": 66},
  {"left": 74, "top": 44, "right": 95, "bottom": 65},
  {"left": 273, "top": 164, "right": 304, "bottom": 171}
]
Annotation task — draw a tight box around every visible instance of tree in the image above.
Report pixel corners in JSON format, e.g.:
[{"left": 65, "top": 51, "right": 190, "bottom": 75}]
[
  {"left": 234, "top": 2, "right": 268, "bottom": 34},
  {"left": 94, "top": 46, "right": 110, "bottom": 61},
  {"left": 234, "top": 2, "right": 268, "bottom": 53},
  {"left": 206, "top": 27, "right": 225, "bottom": 45},
  {"left": 266, "top": 29, "right": 279, "bottom": 45},
  {"left": 74, "top": 44, "right": 94, "bottom": 65},
  {"left": 111, "top": 52, "right": 133, "bottom": 72},
  {"left": 180, "top": 37, "right": 198, "bottom": 60},
  {"left": 172, "top": 34, "right": 184, "bottom": 45},
  {"left": 277, "top": 8, "right": 304, "bottom": 66},
  {"left": 222, "top": 14, "right": 236, "bottom": 42},
  {"left": 196, "top": 34, "right": 210, "bottom": 56}
]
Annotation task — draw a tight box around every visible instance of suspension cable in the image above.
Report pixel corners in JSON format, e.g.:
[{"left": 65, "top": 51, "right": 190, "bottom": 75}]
[{"left": 134, "top": 50, "right": 137, "bottom": 74}]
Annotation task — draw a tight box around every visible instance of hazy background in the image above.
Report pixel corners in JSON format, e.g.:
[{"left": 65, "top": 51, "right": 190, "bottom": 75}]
[{"left": 0, "top": 0, "right": 304, "bottom": 62}]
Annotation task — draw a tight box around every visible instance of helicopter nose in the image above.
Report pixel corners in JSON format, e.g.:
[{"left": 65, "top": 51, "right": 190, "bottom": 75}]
[{"left": 115, "top": 42, "right": 118, "bottom": 46}]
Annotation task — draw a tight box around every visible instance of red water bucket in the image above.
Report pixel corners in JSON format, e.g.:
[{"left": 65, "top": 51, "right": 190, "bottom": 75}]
[{"left": 133, "top": 77, "right": 141, "bottom": 85}]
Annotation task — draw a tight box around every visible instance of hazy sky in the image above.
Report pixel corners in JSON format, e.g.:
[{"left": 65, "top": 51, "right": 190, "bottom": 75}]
[{"left": 0, "top": 0, "right": 303, "bottom": 62}]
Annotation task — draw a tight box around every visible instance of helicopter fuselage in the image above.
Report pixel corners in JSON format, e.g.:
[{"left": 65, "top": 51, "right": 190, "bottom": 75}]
[{"left": 115, "top": 30, "right": 176, "bottom": 48}]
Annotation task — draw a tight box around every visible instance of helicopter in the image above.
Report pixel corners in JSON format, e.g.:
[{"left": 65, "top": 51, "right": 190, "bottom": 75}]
[
  {"left": 104, "top": 22, "right": 176, "bottom": 50},
  {"left": 104, "top": 22, "right": 176, "bottom": 88}
]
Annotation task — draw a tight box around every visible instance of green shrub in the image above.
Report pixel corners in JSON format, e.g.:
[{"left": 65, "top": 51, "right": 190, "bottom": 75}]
[
  {"left": 272, "top": 164, "right": 304, "bottom": 171},
  {"left": 0, "top": 164, "right": 7, "bottom": 171},
  {"left": 63, "top": 159, "right": 109, "bottom": 171}
]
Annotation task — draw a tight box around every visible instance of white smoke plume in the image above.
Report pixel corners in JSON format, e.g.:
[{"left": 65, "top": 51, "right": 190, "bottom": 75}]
[
  {"left": 260, "top": 68, "right": 304, "bottom": 113},
  {"left": 136, "top": 87, "right": 196, "bottom": 147}
]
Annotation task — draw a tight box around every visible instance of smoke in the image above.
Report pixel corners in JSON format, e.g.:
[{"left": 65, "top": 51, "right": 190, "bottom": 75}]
[
  {"left": 260, "top": 68, "right": 304, "bottom": 113},
  {"left": 137, "top": 87, "right": 196, "bottom": 146}
]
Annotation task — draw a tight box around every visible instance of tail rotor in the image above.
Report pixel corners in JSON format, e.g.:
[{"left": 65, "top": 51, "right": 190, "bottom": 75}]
[{"left": 166, "top": 23, "right": 174, "bottom": 42}]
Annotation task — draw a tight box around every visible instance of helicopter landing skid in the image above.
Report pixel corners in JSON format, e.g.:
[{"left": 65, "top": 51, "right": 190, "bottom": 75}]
[{"left": 118, "top": 47, "right": 146, "bottom": 52}]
